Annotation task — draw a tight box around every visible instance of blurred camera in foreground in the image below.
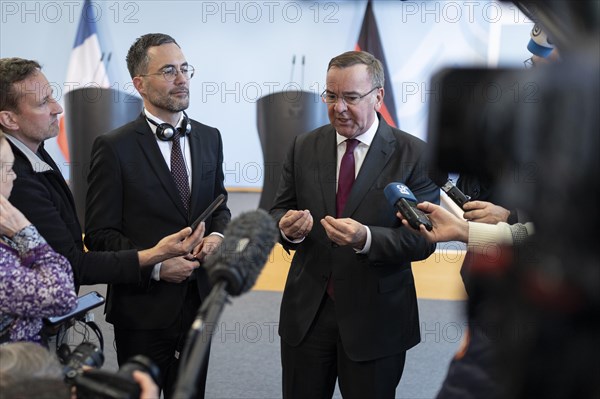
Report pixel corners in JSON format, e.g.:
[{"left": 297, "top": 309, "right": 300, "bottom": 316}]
[{"left": 59, "top": 342, "right": 160, "bottom": 399}]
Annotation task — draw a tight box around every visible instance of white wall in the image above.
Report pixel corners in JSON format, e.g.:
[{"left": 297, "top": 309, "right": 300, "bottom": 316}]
[{"left": 0, "top": 0, "right": 532, "bottom": 188}]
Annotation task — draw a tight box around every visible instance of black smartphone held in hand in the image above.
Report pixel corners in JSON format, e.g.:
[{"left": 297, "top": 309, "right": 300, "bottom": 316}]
[
  {"left": 190, "top": 194, "right": 225, "bottom": 230},
  {"left": 45, "top": 291, "right": 105, "bottom": 327}
]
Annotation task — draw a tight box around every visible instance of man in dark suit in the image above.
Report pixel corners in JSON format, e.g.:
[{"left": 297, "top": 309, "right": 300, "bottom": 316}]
[
  {"left": 0, "top": 58, "right": 205, "bottom": 288},
  {"left": 270, "top": 51, "right": 440, "bottom": 399},
  {"left": 84, "top": 34, "right": 230, "bottom": 399}
]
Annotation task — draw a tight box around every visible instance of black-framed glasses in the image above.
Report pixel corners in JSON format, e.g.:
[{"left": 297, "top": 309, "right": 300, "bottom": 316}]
[
  {"left": 139, "top": 65, "right": 195, "bottom": 82},
  {"left": 321, "top": 86, "right": 381, "bottom": 106}
]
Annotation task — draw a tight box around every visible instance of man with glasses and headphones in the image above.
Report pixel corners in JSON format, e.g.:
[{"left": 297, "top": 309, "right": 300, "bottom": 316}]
[
  {"left": 269, "top": 51, "right": 439, "bottom": 399},
  {"left": 84, "top": 33, "right": 230, "bottom": 399}
]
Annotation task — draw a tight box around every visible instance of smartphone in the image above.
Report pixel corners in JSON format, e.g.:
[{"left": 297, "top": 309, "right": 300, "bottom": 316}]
[
  {"left": 45, "top": 291, "right": 105, "bottom": 327},
  {"left": 397, "top": 198, "right": 434, "bottom": 232},
  {"left": 190, "top": 194, "right": 225, "bottom": 230}
]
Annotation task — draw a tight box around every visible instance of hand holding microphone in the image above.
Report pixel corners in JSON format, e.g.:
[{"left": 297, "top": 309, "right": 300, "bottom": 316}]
[
  {"left": 396, "top": 201, "right": 469, "bottom": 244},
  {"left": 384, "top": 182, "right": 433, "bottom": 232},
  {"left": 462, "top": 200, "right": 510, "bottom": 224}
]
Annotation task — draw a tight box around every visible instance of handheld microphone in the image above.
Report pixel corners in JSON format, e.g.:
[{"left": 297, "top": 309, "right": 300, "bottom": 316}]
[
  {"left": 428, "top": 168, "right": 471, "bottom": 209},
  {"left": 173, "top": 209, "right": 278, "bottom": 399},
  {"left": 384, "top": 182, "right": 433, "bottom": 231},
  {"left": 204, "top": 208, "right": 279, "bottom": 296},
  {"left": 441, "top": 180, "right": 471, "bottom": 208}
]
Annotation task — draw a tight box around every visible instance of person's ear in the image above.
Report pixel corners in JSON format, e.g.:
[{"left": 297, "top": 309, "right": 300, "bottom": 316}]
[
  {"left": 0, "top": 110, "right": 19, "bottom": 131},
  {"left": 374, "top": 87, "right": 385, "bottom": 111},
  {"left": 132, "top": 76, "right": 145, "bottom": 96}
]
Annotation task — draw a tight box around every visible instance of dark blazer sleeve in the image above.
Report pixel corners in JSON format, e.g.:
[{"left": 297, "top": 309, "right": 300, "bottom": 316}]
[
  {"left": 84, "top": 133, "right": 155, "bottom": 284},
  {"left": 9, "top": 147, "right": 140, "bottom": 286},
  {"left": 270, "top": 136, "right": 302, "bottom": 253}
]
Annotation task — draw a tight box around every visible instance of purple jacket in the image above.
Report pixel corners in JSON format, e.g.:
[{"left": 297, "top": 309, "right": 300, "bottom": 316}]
[{"left": 0, "top": 225, "right": 77, "bottom": 343}]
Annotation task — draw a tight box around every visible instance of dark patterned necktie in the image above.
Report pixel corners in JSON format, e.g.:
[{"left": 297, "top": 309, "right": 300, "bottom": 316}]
[
  {"left": 171, "top": 129, "right": 190, "bottom": 213},
  {"left": 328, "top": 138, "right": 360, "bottom": 300}
]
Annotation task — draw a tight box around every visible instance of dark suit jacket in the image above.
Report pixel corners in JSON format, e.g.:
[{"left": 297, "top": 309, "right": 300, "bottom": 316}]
[
  {"left": 84, "top": 115, "right": 231, "bottom": 330},
  {"left": 7, "top": 139, "right": 140, "bottom": 287},
  {"left": 270, "top": 115, "right": 439, "bottom": 362}
]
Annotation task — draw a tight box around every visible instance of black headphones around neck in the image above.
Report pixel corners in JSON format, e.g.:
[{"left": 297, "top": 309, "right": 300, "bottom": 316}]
[{"left": 145, "top": 111, "right": 192, "bottom": 141}]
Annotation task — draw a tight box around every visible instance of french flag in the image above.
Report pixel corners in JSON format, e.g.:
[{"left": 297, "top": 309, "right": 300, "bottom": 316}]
[
  {"left": 355, "top": 0, "right": 399, "bottom": 128},
  {"left": 57, "top": 0, "right": 109, "bottom": 161}
]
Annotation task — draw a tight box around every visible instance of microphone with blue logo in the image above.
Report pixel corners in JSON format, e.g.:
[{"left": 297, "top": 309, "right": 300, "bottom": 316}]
[{"left": 384, "top": 182, "right": 433, "bottom": 231}]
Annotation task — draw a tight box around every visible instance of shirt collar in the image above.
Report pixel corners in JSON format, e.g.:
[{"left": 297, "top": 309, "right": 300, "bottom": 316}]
[
  {"left": 4, "top": 134, "right": 53, "bottom": 173},
  {"left": 335, "top": 116, "right": 379, "bottom": 147}
]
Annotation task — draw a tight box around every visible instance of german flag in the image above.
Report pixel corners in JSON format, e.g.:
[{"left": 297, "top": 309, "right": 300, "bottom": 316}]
[{"left": 355, "top": 0, "right": 399, "bottom": 128}]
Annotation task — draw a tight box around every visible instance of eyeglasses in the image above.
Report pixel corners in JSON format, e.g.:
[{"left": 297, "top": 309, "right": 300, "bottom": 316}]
[
  {"left": 321, "top": 87, "right": 380, "bottom": 106},
  {"left": 139, "top": 65, "right": 195, "bottom": 82}
]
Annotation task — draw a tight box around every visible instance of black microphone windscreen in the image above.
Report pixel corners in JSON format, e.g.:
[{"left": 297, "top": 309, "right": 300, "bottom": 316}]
[{"left": 204, "top": 209, "right": 278, "bottom": 296}]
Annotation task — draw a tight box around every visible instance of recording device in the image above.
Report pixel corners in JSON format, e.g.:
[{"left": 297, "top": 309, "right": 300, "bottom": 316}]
[
  {"left": 59, "top": 341, "right": 160, "bottom": 399},
  {"left": 60, "top": 342, "right": 105, "bottom": 381},
  {"left": 190, "top": 193, "right": 225, "bottom": 230},
  {"left": 204, "top": 208, "right": 279, "bottom": 296},
  {"left": 45, "top": 291, "right": 105, "bottom": 327},
  {"left": 428, "top": 168, "right": 471, "bottom": 209},
  {"left": 173, "top": 209, "right": 279, "bottom": 399},
  {"left": 384, "top": 182, "right": 433, "bottom": 231},
  {"left": 74, "top": 355, "right": 160, "bottom": 399},
  {"left": 441, "top": 180, "right": 471, "bottom": 208}
]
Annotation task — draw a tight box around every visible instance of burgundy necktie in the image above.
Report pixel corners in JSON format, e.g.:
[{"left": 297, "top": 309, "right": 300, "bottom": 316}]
[
  {"left": 171, "top": 130, "right": 190, "bottom": 213},
  {"left": 336, "top": 138, "right": 359, "bottom": 217},
  {"left": 328, "top": 138, "right": 359, "bottom": 300}
]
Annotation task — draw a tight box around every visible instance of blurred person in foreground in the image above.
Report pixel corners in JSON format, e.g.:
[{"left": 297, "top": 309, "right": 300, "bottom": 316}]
[
  {"left": 0, "top": 341, "right": 160, "bottom": 399},
  {"left": 428, "top": 46, "right": 597, "bottom": 397}
]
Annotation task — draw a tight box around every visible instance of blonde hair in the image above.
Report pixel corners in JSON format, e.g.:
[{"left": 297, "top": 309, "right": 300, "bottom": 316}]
[{"left": 0, "top": 342, "right": 63, "bottom": 389}]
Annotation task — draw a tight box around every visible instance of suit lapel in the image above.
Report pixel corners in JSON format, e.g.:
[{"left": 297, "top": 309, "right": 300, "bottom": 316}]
[
  {"left": 134, "top": 116, "right": 189, "bottom": 220},
  {"left": 317, "top": 127, "right": 338, "bottom": 217},
  {"left": 342, "top": 118, "right": 396, "bottom": 218}
]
